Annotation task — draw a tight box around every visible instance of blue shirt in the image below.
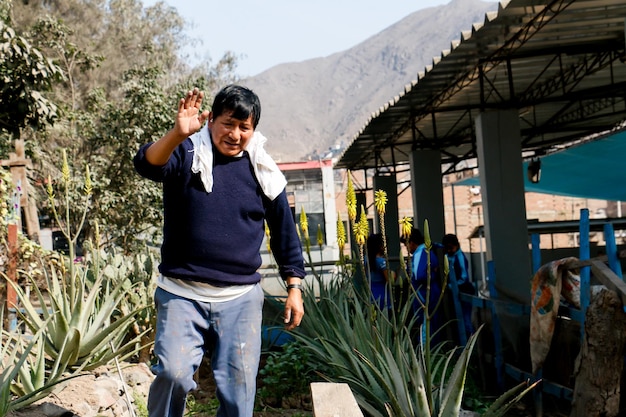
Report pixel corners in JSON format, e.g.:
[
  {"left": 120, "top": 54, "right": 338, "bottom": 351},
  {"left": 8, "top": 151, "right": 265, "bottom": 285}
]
[
  {"left": 411, "top": 243, "right": 440, "bottom": 286},
  {"left": 409, "top": 243, "right": 443, "bottom": 321},
  {"left": 369, "top": 256, "right": 387, "bottom": 284},
  {"left": 446, "top": 249, "right": 474, "bottom": 294}
]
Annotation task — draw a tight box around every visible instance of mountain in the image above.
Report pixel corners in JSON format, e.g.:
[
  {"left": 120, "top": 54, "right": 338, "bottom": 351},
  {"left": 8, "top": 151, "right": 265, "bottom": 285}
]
[{"left": 242, "top": 0, "right": 497, "bottom": 162}]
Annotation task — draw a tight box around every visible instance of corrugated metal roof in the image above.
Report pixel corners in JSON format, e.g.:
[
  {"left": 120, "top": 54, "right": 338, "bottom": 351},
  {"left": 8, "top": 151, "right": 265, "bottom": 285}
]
[{"left": 335, "top": 0, "right": 626, "bottom": 172}]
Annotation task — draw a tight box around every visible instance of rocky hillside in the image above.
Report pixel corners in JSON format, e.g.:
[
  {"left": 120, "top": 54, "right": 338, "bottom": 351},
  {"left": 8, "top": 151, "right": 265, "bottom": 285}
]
[{"left": 242, "top": 0, "right": 497, "bottom": 162}]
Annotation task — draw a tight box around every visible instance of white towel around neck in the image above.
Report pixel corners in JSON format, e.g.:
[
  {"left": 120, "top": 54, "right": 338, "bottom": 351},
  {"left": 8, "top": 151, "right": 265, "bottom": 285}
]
[{"left": 190, "top": 123, "right": 287, "bottom": 200}]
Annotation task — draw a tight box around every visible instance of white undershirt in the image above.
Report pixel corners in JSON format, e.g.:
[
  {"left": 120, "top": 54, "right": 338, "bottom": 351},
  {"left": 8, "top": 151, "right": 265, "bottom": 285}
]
[{"left": 157, "top": 275, "right": 254, "bottom": 303}]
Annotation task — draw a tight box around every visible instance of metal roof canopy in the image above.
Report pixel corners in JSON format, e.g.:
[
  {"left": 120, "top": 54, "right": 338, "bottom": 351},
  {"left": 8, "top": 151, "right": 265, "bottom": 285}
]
[{"left": 335, "top": 0, "right": 626, "bottom": 173}]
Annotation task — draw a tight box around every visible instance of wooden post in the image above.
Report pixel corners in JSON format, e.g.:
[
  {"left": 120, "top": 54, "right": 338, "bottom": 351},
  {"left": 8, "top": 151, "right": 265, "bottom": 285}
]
[{"left": 0, "top": 139, "right": 40, "bottom": 242}]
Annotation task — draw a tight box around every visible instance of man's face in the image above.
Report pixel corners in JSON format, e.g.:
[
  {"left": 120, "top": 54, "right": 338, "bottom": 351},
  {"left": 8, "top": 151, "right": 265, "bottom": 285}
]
[{"left": 208, "top": 111, "right": 255, "bottom": 157}]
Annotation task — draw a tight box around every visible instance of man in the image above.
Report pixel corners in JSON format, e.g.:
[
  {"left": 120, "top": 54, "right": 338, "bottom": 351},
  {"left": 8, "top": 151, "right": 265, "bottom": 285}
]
[{"left": 134, "top": 85, "right": 305, "bottom": 417}]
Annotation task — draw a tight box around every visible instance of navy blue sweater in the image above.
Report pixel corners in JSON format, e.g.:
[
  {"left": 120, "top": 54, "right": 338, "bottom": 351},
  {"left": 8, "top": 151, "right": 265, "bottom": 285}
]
[{"left": 133, "top": 139, "right": 305, "bottom": 286}]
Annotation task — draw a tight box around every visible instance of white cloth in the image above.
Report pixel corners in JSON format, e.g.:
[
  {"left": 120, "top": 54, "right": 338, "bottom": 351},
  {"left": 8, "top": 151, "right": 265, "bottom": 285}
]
[{"left": 190, "top": 123, "right": 287, "bottom": 200}]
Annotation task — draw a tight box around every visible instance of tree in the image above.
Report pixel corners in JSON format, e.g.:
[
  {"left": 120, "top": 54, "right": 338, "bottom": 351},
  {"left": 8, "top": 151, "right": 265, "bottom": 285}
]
[
  {"left": 0, "top": 5, "right": 63, "bottom": 155},
  {"left": 6, "top": 0, "right": 240, "bottom": 251}
]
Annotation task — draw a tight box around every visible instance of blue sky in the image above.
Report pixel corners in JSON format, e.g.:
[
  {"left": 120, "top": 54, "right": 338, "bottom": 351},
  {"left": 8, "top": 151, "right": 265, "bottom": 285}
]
[{"left": 142, "top": 0, "right": 450, "bottom": 77}]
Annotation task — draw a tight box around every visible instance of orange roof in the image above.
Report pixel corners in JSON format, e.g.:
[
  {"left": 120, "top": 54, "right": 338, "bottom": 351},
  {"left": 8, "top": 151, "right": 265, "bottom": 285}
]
[{"left": 277, "top": 159, "right": 333, "bottom": 171}]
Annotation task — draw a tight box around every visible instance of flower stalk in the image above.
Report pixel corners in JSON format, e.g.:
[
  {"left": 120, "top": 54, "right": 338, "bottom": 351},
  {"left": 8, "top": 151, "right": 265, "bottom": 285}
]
[
  {"left": 299, "top": 207, "right": 320, "bottom": 281},
  {"left": 346, "top": 171, "right": 357, "bottom": 224},
  {"left": 374, "top": 189, "right": 390, "bottom": 278},
  {"left": 355, "top": 204, "right": 369, "bottom": 287},
  {"left": 317, "top": 224, "right": 324, "bottom": 280}
]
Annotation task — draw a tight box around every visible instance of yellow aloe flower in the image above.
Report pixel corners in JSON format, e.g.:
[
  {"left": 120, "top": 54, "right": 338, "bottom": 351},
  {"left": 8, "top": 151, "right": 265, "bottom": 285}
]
[
  {"left": 84, "top": 165, "right": 93, "bottom": 196},
  {"left": 61, "top": 149, "right": 70, "bottom": 184},
  {"left": 336, "top": 212, "right": 346, "bottom": 250},
  {"left": 46, "top": 175, "right": 54, "bottom": 200},
  {"left": 346, "top": 171, "right": 356, "bottom": 222},
  {"left": 299, "top": 206, "right": 309, "bottom": 238},
  {"left": 399, "top": 216, "right": 413, "bottom": 241},
  {"left": 354, "top": 205, "right": 369, "bottom": 246},
  {"left": 374, "top": 189, "right": 387, "bottom": 215},
  {"left": 317, "top": 224, "right": 324, "bottom": 247},
  {"left": 264, "top": 221, "right": 272, "bottom": 253}
]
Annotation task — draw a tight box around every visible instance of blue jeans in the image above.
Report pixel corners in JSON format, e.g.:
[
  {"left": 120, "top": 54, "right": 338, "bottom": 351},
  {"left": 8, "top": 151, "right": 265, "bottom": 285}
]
[{"left": 148, "top": 284, "right": 264, "bottom": 417}]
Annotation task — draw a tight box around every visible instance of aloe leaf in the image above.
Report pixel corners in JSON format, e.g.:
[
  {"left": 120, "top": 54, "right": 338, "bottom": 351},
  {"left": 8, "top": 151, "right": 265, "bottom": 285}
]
[
  {"left": 2, "top": 277, "right": 44, "bottom": 330},
  {"left": 9, "top": 373, "right": 83, "bottom": 411},
  {"left": 437, "top": 326, "right": 482, "bottom": 417},
  {"left": 1, "top": 323, "right": 49, "bottom": 414},
  {"left": 68, "top": 276, "right": 86, "bottom": 330},
  {"left": 481, "top": 379, "right": 540, "bottom": 417},
  {"left": 58, "top": 327, "right": 81, "bottom": 366},
  {"left": 84, "top": 281, "right": 140, "bottom": 335},
  {"left": 78, "top": 305, "right": 149, "bottom": 359}
]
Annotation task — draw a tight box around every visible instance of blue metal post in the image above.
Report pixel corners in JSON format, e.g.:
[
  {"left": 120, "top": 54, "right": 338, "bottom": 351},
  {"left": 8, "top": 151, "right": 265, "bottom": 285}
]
[
  {"left": 531, "top": 233, "right": 541, "bottom": 273},
  {"left": 604, "top": 223, "right": 622, "bottom": 279},
  {"left": 579, "top": 208, "right": 590, "bottom": 342}
]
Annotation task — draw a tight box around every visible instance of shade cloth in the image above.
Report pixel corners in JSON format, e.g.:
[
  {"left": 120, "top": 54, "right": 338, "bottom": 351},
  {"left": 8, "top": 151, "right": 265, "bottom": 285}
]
[{"left": 454, "top": 131, "right": 626, "bottom": 202}]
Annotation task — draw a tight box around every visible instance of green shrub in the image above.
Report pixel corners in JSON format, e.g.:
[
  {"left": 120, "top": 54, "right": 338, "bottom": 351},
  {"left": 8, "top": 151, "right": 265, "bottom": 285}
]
[
  {"left": 258, "top": 341, "right": 316, "bottom": 405},
  {"left": 185, "top": 395, "right": 219, "bottom": 416}
]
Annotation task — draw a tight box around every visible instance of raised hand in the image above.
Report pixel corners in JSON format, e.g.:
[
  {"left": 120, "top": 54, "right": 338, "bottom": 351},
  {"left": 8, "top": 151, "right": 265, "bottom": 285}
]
[
  {"left": 175, "top": 88, "right": 211, "bottom": 137},
  {"left": 143, "top": 87, "right": 211, "bottom": 166}
]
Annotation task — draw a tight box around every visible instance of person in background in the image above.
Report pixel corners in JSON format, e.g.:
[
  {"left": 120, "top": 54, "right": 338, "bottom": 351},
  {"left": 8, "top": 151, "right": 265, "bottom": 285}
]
[
  {"left": 133, "top": 85, "right": 305, "bottom": 417},
  {"left": 407, "top": 228, "right": 443, "bottom": 341},
  {"left": 366, "top": 233, "right": 393, "bottom": 310},
  {"left": 442, "top": 233, "right": 475, "bottom": 337}
]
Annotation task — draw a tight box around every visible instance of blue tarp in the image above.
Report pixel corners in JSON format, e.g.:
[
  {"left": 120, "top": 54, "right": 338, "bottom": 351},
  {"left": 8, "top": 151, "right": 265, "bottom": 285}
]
[{"left": 454, "top": 131, "right": 626, "bottom": 202}]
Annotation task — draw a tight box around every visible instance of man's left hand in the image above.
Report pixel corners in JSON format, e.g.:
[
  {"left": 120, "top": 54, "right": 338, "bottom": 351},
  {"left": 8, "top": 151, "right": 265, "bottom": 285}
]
[{"left": 284, "top": 280, "right": 304, "bottom": 330}]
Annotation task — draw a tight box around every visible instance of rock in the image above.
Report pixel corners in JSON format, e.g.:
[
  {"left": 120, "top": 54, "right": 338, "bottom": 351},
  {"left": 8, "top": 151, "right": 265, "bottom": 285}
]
[{"left": 7, "top": 363, "right": 154, "bottom": 417}]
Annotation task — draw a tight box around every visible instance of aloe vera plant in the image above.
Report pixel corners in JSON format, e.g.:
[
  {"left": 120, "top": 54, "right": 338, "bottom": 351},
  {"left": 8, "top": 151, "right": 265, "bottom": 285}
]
[
  {"left": 1, "top": 326, "right": 45, "bottom": 417},
  {"left": 8, "top": 257, "right": 149, "bottom": 372},
  {"left": 294, "top": 261, "right": 536, "bottom": 416},
  {"left": 0, "top": 315, "right": 80, "bottom": 417},
  {"left": 3, "top": 149, "right": 151, "bottom": 373},
  {"left": 289, "top": 186, "right": 536, "bottom": 416}
]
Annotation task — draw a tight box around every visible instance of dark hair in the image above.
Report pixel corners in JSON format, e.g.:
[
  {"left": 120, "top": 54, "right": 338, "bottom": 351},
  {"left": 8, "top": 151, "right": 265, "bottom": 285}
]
[
  {"left": 367, "top": 233, "right": 384, "bottom": 265},
  {"left": 407, "top": 228, "right": 424, "bottom": 245},
  {"left": 442, "top": 233, "right": 460, "bottom": 248},
  {"left": 211, "top": 85, "right": 261, "bottom": 128}
]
